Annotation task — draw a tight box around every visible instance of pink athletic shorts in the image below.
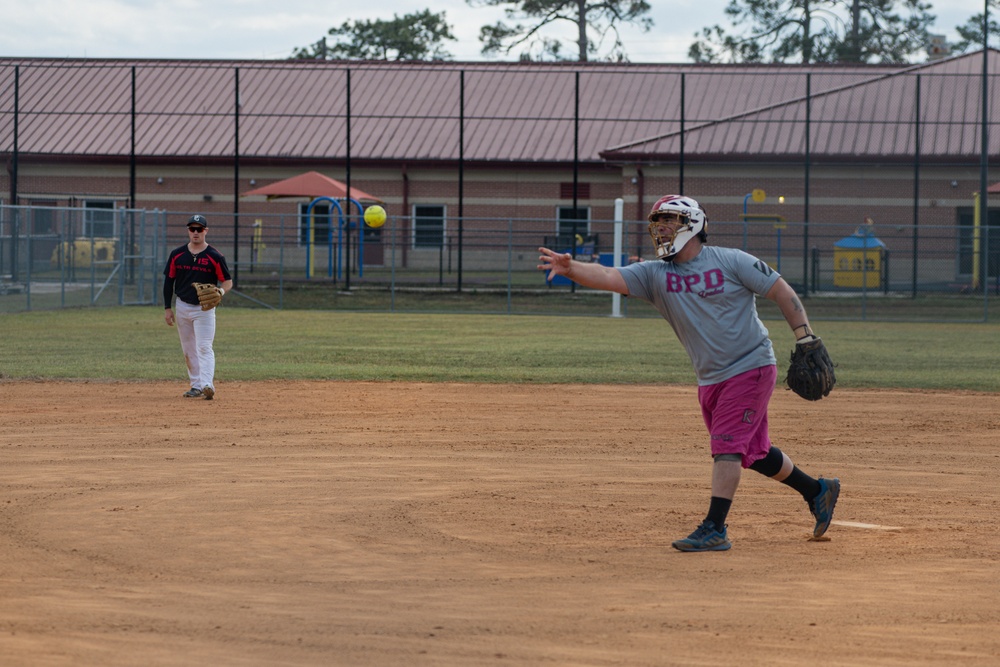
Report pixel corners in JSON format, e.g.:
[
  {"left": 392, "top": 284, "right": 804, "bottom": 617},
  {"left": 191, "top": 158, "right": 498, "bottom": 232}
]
[{"left": 697, "top": 365, "right": 777, "bottom": 468}]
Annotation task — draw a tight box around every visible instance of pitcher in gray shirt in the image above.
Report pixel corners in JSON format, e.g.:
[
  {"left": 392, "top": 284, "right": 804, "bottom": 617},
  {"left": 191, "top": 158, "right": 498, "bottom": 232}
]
[{"left": 538, "top": 194, "right": 840, "bottom": 552}]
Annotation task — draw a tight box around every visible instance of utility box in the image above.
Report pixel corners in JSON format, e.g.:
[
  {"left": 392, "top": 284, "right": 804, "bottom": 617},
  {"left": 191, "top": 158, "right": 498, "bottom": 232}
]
[
  {"left": 597, "top": 253, "right": 627, "bottom": 267},
  {"left": 544, "top": 235, "right": 597, "bottom": 286},
  {"left": 833, "top": 227, "right": 886, "bottom": 288}
]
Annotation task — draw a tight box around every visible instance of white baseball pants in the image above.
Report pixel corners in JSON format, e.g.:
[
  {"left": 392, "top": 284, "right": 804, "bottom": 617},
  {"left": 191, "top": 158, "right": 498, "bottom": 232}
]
[{"left": 175, "top": 300, "right": 217, "bottom": 391}]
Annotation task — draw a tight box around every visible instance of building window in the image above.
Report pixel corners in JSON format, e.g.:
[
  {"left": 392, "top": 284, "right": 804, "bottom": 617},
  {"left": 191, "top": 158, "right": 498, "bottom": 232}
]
[
  {"left": 413, "top": 205, "right": 445, "bottom": 248},
  {"left": 299, "top": 202, "right": 333, "bottom": 246},
  {"left": 29, "top": 200, "right": 57, "bottom": 235},
  {"left": 557, "top": 206, "right": 590, "bottom": 238},
  {"left": 84, "top": 201, "right": 115, "bottom": 238}
]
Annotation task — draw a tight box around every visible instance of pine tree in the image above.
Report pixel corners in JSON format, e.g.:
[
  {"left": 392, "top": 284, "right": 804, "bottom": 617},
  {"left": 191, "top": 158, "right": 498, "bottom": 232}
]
[
  {"left": 291, "top": 10, "right": 457, "bottom": 61},
  {"left": 467, "top": 0, "right": 653, "bottom": 62},
  {"left": 689, "top": 0, "right": 935, "bottom": 64}
]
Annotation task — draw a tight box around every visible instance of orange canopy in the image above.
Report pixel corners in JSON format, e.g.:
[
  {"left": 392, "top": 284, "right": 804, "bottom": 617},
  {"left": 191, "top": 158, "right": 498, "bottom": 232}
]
[{"left": 242, "top": 171, "right": 383, "bottom": 203}]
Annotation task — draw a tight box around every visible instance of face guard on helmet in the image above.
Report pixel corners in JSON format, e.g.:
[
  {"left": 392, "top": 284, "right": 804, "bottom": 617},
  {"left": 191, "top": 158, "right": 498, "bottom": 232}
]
[{"left": 647, "top": 195, "right": 707, "bottom": 260}]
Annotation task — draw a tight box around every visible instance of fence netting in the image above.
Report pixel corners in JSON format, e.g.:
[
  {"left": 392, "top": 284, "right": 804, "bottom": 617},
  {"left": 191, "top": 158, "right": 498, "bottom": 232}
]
[
  {"left": 1, "top": 205, "right": 995, "bottom": 321},
  {"left": 1, "top": 62, "right": 998, "bottom": 320}
]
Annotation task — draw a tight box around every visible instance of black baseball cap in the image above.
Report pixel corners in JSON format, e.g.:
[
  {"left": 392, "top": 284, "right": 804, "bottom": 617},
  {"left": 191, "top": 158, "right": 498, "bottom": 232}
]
[{"left": 187, "top": 215, "right": 208, "bottom": 229}]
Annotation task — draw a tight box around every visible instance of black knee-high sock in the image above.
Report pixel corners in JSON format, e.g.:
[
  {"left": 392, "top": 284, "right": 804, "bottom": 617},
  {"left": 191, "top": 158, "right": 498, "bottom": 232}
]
[
  {"left": 705, "top": 496, "right": 732, "bottom": 529},
  {"left": 782, "top": 468, "right": 821, "bottom": 502},
  {"left": 750, "top": 446, "right": 821, "bottom": 501}
]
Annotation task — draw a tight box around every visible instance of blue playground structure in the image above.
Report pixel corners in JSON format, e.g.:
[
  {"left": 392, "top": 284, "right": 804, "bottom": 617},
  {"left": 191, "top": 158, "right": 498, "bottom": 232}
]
[{"left": 303, "top": 196, "right": 367, "bottom": 280}]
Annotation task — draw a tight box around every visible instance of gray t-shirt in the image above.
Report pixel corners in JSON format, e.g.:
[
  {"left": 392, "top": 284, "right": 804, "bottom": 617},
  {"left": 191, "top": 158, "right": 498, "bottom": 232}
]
[{"left": 619, "top": 245, "right": 782, "bottom": 385}]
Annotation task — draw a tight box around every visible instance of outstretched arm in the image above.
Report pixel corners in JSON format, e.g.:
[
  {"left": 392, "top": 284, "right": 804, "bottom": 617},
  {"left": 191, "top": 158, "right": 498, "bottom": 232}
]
[{"left": 537, "top": 247, "right": 629, "bottom": 295}]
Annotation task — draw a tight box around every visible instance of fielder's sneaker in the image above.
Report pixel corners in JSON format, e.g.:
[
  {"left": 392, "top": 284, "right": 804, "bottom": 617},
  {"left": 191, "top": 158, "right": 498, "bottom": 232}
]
[
  {"left": 671, "top": 520, "right": 731, "bottom": 552},
  {"left": 183, "top": 387, "right": 204, "bottom": 398},
  {"left": 809, "top": 477, "right": 840, "bottom": 538},
  {"left": 202, "top": 386, "right": 215, "bottom": 401}
]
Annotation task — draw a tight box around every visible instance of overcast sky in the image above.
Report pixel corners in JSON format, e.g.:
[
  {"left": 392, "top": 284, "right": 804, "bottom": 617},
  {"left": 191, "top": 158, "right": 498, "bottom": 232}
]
[{"left": 1, "top": 0, "right": 993, "bottom": 63}]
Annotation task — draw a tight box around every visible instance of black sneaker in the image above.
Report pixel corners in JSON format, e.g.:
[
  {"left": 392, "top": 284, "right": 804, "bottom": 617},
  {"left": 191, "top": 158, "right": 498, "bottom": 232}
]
[
  {"left": 183, "top": 388, "right": 204, "bottom": 398},
  {"left": 202, "top": 386, "right": 215, "bottom": 400}
]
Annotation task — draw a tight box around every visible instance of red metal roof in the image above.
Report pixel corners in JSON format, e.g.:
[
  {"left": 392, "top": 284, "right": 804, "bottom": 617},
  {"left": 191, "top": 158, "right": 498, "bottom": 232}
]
[
  {"left": 241, "top": 170, "right": 382, "bottom": 202},
  {"left": 602, "top": 51, "right": 1000, "bottom": 161},
  {"left": 0, "top": 54, "right": 994, "bottom": 164}
]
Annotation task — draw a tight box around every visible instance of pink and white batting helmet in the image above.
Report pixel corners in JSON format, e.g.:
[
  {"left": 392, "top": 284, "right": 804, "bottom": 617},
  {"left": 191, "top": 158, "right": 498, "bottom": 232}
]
[{"left": 646, "top": 195, "right": 707, "bottom": 260}]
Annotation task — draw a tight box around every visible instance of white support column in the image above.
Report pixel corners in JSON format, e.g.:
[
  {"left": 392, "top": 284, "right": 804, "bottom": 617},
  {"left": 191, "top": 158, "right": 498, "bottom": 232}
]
[{"left": 612, "top": 197, "right": 624, "bottom": 318}]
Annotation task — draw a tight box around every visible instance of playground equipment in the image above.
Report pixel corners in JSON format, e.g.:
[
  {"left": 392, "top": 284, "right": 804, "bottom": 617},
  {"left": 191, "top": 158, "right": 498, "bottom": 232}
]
[{"left": 304, "top": 196, "right": 367, "bottom": 281}]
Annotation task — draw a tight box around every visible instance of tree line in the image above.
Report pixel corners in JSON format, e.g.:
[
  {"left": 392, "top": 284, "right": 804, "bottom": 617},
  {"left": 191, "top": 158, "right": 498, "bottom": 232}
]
[{"left": 290, "top": 0, "right": 998, "bottom": 64}]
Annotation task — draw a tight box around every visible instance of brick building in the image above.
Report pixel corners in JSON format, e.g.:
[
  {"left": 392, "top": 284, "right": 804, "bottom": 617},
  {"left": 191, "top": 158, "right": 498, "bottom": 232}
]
[{"left": 1, "top": 52, "right": 998, "bottom": 286}]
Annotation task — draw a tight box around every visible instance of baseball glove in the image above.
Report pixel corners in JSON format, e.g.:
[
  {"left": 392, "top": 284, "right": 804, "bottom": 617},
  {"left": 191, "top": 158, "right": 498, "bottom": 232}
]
[
  {"left": 785, "top": 336, "right": 836, "bottom": 401},
  {"left": 193, "top": 282, "right": 222, "bottom": 311}
]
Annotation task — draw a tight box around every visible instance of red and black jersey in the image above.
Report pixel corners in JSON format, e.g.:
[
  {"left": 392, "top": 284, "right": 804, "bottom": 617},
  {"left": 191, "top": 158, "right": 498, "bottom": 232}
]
[{"left": 163, "top": 244, "right": 232, "bottom": 307}]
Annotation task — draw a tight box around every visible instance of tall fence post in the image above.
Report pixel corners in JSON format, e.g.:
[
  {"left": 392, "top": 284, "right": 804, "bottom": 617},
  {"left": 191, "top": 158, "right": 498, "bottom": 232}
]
[
  {"left": 912, "top": 73, "right": 921, "bottom": 298},
  {"left": 803, "top": 72, "right": 811, "bottom": 296},
  {"left": 233, "top": 66, "right": 241, "bottom": 289},
  {"left": 458, "top": 69, "right": 465, "bottom": 293}
]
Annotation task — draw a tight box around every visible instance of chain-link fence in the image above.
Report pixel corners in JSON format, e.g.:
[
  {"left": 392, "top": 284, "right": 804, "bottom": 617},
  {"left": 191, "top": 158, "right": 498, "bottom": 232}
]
[
  {"left": 0, "top": 205, "right": 164, "bottom": 311},
  {"left": 2, "top": 204, "right": 995, "bottom": 321},
  {"left": 0, "top": 63, "right": 1000, "bottom": 235},
  {"left": 2, "top": 60, "right": 998, "bottom": 320}
]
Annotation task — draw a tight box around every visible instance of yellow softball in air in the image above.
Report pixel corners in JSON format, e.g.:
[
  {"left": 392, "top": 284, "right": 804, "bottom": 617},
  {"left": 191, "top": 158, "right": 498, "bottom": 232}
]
[{"left": 364, "top": 205, "right": 387, "bottom": 228}]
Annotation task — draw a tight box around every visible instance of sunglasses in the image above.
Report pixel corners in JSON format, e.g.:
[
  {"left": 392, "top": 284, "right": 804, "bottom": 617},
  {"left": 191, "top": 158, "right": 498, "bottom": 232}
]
[{"left": 188, "top": 227, "right": 205, "bottom": 232}]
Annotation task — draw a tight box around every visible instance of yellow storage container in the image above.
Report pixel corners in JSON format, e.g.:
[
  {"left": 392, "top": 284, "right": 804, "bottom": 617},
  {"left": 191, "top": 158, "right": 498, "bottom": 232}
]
[
  {"left": 833, "top": 228, "right": 886, "bottom": 288},
  {"left": 50, "top": 238, "right": 117, "bottom": 268}
]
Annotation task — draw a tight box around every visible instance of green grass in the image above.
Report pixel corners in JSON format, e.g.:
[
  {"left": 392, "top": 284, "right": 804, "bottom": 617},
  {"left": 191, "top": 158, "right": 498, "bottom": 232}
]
[
  {"left": 228, "top": 282, "right": 1000, "bottom": 322},
  {"left": 1, "top": 307, "right": 998, "bottom": 391}
]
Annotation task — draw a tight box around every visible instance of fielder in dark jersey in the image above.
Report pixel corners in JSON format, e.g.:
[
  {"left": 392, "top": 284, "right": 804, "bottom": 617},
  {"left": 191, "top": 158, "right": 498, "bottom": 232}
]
[
  {"left": 538, "top": 195, "right": 840, "bottom": 552},
  {"left": 163, "top": 215, "right": 233, "bottom": 400}
]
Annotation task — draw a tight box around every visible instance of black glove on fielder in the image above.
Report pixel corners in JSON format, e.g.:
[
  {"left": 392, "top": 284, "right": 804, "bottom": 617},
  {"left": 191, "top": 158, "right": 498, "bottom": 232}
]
[{"left": 786, "top": 335, "right": 836, "bottom": 401}]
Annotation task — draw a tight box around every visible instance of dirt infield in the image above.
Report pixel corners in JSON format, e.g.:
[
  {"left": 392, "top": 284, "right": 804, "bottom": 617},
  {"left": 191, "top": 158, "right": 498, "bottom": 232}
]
[{"left": 1, "top": 381, "right": 998, "bottom": 667}]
